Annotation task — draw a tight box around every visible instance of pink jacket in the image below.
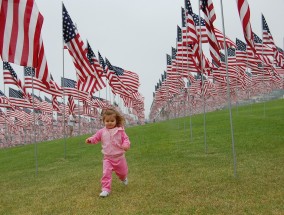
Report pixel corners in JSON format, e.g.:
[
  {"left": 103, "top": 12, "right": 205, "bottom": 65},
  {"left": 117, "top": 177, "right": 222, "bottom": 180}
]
[{"left": 88, "top": 127, "right": 130, "bottom": 158}]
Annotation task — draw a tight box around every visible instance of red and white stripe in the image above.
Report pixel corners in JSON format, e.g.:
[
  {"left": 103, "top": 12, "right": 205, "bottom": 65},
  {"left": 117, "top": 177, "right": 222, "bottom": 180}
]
[{"left": 0, "top": 0, "right": 43, "bottom": 67}]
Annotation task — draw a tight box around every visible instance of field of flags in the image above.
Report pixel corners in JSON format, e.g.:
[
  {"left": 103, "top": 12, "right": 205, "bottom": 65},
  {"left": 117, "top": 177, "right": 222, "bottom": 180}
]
[
  {"left": 0, "top": 0, "right": 284, "bottom": 148},
  {"left": 150, "top": 0, "right": 284, "bottom": 121},
  {"left": 0, "top": 0, "right": 145, "bottom": 148}
]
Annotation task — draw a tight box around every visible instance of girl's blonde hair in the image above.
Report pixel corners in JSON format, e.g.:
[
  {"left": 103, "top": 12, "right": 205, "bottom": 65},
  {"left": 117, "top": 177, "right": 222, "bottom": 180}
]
[{"left": 101, "top": 108, "right": 125, "bottom": 127}]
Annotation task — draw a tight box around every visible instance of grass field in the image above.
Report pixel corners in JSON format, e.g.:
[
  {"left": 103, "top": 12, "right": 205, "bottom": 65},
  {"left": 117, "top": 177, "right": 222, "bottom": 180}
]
[{"left": 0, "top": 99, "right": 283, "bottom": 215}]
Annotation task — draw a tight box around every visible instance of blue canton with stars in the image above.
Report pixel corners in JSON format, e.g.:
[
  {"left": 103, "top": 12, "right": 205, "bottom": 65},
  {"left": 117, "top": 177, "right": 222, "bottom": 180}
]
[
  {"left": 62, "top": 4, "right": 77, "bottom": 43},
  {"left": 113, "top": 66, "right": 124, "bottom": 76},
  {"left": 61, "top": 77, "right": 76, "bottom": 88},
  {"left": 9, "top": 88, "right": 23, "bottom": 99},
  {"left": 3, "top": 62, "right": 18, "bottom": 79},
  {"left": 192, "top": 13, "right": 206, "bottom": 26},
  {"left": 24, "top": 66, "right": 35, "bottom": 77},
  {"left": 236, "top": 38, "right": 247, "bottom": 51}
]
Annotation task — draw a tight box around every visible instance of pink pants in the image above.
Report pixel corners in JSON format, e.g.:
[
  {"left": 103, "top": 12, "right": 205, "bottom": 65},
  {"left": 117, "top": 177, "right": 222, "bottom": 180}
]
[{"left": 101, "top": 156, "right": 128, "bottom": 192}]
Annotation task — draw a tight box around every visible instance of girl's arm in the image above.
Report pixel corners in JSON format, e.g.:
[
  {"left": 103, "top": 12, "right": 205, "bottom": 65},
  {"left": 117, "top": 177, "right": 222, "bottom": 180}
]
[
  {"left": 86, "top": 129, "right": 102, "bottom": 144},
  {"left": 121, "top": 131, "right": 130, "bottom": 151}
]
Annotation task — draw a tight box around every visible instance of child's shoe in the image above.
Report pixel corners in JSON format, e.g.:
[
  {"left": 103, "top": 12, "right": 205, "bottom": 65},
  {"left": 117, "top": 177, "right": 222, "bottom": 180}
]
[
  {"left": 99, "top": 191, "right": 109, "bottom": 197},
  {"left": 122, "top": 178, "right": 128, "bottom": 185}
]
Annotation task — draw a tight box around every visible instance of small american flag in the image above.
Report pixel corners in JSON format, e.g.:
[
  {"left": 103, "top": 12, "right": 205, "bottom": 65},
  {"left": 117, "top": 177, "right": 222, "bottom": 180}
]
[{"left": 3, "top": 62, "right": 26, "bottom": 96}]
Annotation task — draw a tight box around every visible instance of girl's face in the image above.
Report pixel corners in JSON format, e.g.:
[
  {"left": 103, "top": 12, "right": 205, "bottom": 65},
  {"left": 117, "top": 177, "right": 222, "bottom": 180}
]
[{"left": 104, "top": 114, "right": 116, "bottom": 129}]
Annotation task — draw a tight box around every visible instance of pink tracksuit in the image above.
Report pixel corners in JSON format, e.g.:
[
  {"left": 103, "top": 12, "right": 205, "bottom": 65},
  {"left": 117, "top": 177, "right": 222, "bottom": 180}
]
[{"left": 87, "top": 126, "right": 130, "bottom": 193}]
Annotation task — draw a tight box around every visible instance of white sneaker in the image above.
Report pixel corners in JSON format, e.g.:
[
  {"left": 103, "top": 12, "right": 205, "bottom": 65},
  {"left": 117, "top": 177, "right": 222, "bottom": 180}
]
[
  {"left": 99, "top": 191, "right": 109, "bottom": 197},
  {"left": 122, "top": 178, "right": 128, "bottom": 185}
]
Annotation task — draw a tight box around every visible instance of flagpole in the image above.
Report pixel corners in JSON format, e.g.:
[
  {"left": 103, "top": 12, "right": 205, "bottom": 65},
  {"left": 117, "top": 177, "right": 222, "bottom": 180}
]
[
  {"left": 31, "top": 69, "right": 38, "bottom": 175},
  {"left": 198, "top": 0, "right": 207, "bottom": 153},
  {"left": 2, "top": 67, "right": 9, "bottom": 146},
  {"left": 182, "top": 7, "right": 187, "bottom": 138},
  {"left": 62, "top": 1, "right": 67, "bottom": 159},
  {"left": 261, "top": 14, "right": 266, "bottom": 117},
  {"left": 220, "top": 0, "right": 237, "bottom": 177},
  {"left": 75, "top": 82, "right": 80, "bottom": 139},
  {"left": 183, "top": 4, "right": 193, "bottom": 142}
]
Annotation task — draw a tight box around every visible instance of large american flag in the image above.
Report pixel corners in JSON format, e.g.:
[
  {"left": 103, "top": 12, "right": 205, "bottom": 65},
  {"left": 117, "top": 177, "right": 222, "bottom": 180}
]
[
  {"left": 62, "top": 4, "right": 93, "bottom": 81},
  {"left": 0, "top": 0, "right": 43, "bottom": 68}
]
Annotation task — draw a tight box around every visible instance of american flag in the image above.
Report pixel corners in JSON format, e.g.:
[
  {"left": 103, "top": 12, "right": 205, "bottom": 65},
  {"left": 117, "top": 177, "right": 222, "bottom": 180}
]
[
  {"left": 200, "top": 0, "right": 221, "bottom": 66},
  {"left": 105, "top": 58, "right": 130, "bottom": 96},
  {"left": 83, "top": 41, "right": 106, "bottom": 92},
  {"left": 52, "top": 95, "right": 60, "bottom": 112},
  {"left": 3, "top": 62, "right": 26, "bottom": 96},
  {"left": 61, "top": 77, "right": 88, "bottom": 100},
  {"left": 0, "top": 90, "right": 15, "bottom": 110},
  {"left": 262, "top": 14, "right": 283, "bottom": 68},
  {"left": 0, "top": 0, "right": 43, "bottom": 68},
  {"left": 183, "top": 0, "right": 198, "bottom": 44},
  {"left": 62, "top": 4, "right": 93, "bottom": 81},
  {"left": 235, "top": 0, "right": 255, "bottom": 53},
  {"left": 252, "top": 32, "right": 273, "bottom": 65},
  {"left": 227, "top": 48, "right": 236, "bottom": 66},
  {"left": 61, "top": 77, "right": 77, "bottom": 95},
  {"left": 93, "top": 96, "right": 110, "bottom": 109},
  {"left": 24, "top": 67, "right": 62, "bottom": 97},
  {"left": 67, "top": 96, "right": 75, "bottom": 115},
  {"left": 86, "top": 41, "right": 104, "bottom": 76},
  {"left": 9, "top": 88, "right": 33, "bottom": 108},
  {"left": 98, "top": 51, "right": 106, "bottom": 74}
]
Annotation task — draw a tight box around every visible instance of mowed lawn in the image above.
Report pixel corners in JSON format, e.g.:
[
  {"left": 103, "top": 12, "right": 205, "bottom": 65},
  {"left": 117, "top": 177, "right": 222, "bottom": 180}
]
[{"left": 0, "top": 99, "right": 283, "bottom": 214}]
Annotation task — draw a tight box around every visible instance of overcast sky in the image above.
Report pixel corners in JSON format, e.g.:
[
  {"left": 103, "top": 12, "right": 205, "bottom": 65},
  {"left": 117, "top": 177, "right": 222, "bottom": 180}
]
[{"left": 1, "top": 0, "right": 283, "bottom": 118}]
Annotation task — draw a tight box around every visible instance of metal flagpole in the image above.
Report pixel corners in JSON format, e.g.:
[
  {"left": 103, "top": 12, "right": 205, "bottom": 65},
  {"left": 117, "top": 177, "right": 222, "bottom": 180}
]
[
  {"left": 261, "top": 14, "right": 266, "bottom": 118},
  {"left": 2, "top": 68, "right": 9, "bottom": 146},
  {"left": 31, "top": 68, "right": 38, "bottom": 175},
  {"left": 183, "top": 4, "right": 193, "bottom": 142},
  {"left": 76, "top": 84, "right": 81, "bottom": 139},
  {"left": 182, "top": 7, "right": 187, "bottom": 140},
  {"left": 198, "top": 0, "right": 207, "bottom": 153},
  {"left": 220, "top": 0, "right": 237, "bottom": 177},
  {"left": 62, "top": 1, "right": 67, "bottom": 159}
]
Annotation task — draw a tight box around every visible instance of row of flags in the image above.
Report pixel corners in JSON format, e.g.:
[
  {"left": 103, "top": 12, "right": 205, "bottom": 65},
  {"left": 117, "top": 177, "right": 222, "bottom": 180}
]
[
  {"left": 0, "top": 0, "right": 146, "bottom": 135},
  {"left": 149, "top": 0, "right": 284, "bottom": 121}
]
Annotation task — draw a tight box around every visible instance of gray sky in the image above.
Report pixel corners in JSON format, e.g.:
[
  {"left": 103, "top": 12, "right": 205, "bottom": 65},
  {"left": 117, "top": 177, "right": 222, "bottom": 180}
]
[{"left": 1, "top": 0, "right": 283, "bottom": 118}]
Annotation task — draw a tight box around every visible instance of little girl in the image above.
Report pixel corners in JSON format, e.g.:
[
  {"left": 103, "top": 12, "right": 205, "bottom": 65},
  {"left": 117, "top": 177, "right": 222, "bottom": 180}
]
[{"left": 85, "top": 108, "right": 130, "bottom": 197}]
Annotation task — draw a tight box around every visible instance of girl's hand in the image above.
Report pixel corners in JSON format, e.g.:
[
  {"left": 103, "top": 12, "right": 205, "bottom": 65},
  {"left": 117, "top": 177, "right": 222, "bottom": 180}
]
[{"left": 85, "top": 138, "right": 91, "bottom": 144}]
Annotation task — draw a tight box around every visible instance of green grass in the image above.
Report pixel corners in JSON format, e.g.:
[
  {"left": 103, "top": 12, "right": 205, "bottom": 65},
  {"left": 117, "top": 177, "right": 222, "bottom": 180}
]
[{"left": 0, "top": 99, "right": 283, "bottom": 214}]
